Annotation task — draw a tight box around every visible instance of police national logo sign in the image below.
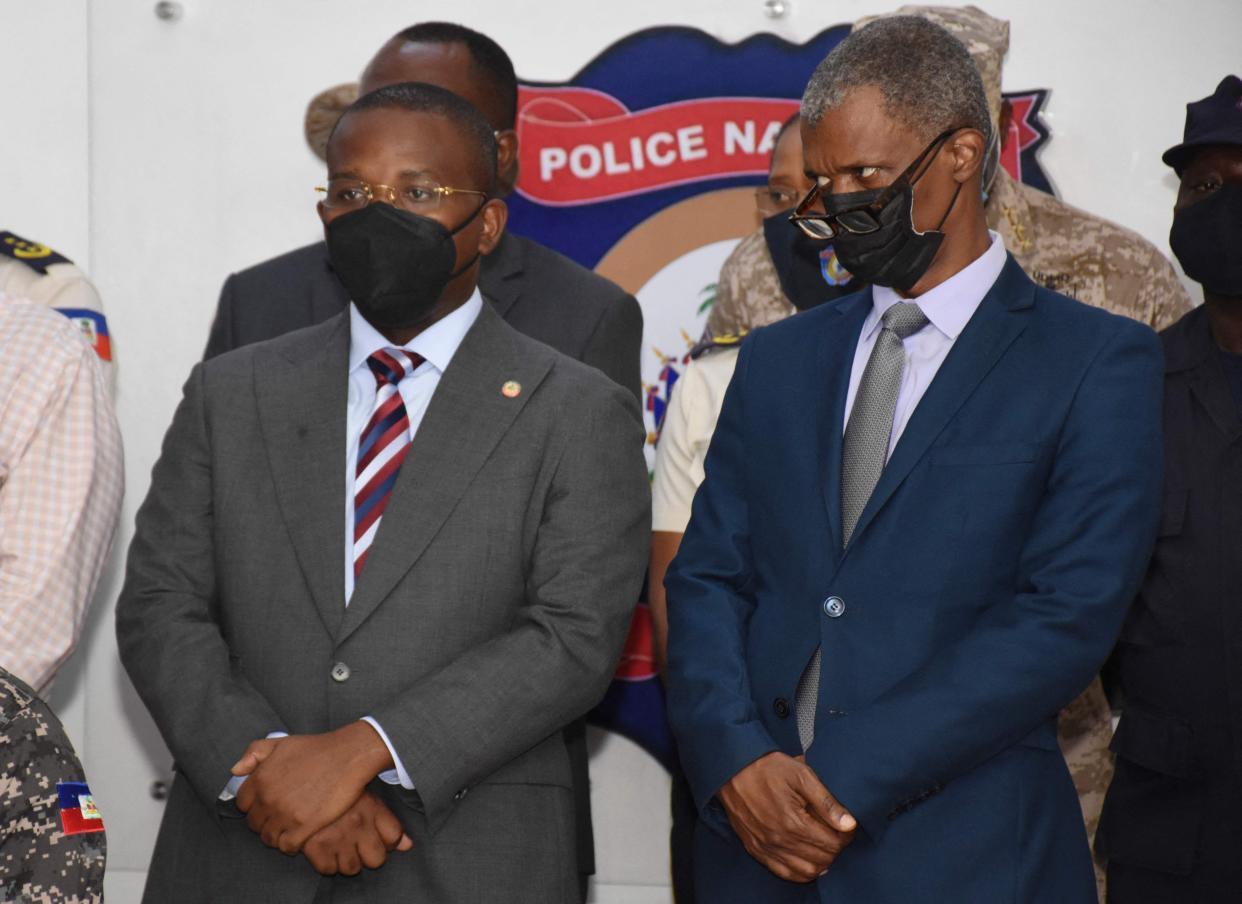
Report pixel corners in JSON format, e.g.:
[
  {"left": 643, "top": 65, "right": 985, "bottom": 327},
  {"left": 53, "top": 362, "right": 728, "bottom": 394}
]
[
  {"left": 508, "top": 27, "right": 1053, "bottom": 468},
  {"left": 507, "top": 26, "right": 1053, "bottom": 768}
]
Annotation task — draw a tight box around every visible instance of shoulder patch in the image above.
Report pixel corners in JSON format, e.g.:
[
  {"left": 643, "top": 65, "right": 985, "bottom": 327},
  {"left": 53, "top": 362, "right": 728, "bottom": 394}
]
[
  {"left": 689, "top": 331, "right": 747, "bottom": 360},
  {"left": 0, "top": 231, "right": 72, "bottom": 273},
  {"left": 55, "top": 308, "right": 112, "bottom": 361},
  {"left": 57, "top": 781, "right": 106, "bottom": 835}
]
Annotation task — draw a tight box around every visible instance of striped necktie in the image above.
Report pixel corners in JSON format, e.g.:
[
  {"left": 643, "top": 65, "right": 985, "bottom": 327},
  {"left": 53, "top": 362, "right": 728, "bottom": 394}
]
[{"left": 353, "top": 348, "right": 424, "bottom": 580}]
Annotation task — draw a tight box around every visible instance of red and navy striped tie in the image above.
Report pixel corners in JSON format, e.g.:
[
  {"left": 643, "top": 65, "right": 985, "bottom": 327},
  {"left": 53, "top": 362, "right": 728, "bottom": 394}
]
[{"left": 353, "top": 348, "right": 424, "bottom": 579}]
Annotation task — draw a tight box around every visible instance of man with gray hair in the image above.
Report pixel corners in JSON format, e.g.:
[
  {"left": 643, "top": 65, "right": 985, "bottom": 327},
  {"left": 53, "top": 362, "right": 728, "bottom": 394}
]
[{"left": 665, "top": 16, "right": 1163, "bottom": 902}]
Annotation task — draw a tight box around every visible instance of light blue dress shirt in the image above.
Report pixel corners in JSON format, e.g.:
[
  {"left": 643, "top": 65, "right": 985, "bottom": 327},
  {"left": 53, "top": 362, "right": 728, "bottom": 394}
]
[{"left": 844, "top": 231, "right": 1007, "bottom": 457}]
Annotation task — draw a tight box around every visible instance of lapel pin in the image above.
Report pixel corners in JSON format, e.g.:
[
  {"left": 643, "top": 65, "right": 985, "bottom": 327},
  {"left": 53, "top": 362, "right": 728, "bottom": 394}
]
[{"left": 502, "top": 380, "right": 522, "bottom": 398}]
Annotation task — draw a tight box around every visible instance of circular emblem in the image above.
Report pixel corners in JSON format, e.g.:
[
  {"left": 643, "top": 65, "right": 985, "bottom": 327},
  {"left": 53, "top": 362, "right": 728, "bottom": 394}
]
[
  {"left": 820, "top": 246, "right": 852, "bottom": 287},
  {"left": 501, "top": 380, "right": 522, "bottom": 398}
]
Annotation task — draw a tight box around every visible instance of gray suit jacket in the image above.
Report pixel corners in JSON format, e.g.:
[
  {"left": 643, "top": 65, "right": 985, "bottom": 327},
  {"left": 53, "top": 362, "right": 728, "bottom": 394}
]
[
  {"left": 204, "top": 231, "right": 643, "bottom": 403},
  {"left": 203, "top": 229, "right": 642, "bottom": 885},
  {"left": 117, "top": 303, "right": 650, "bottom": 903}
]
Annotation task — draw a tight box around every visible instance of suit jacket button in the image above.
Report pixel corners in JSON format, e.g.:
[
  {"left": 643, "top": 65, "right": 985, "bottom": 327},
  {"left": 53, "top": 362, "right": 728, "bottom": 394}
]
[
  {"left": 823, "top": 596, "right": 845, "bottom": 618},
  {"left": 773, "top": 697, "right": 790, "bottom": 718},
  {"left": 330, "top": 662, "right": 351, "bottom": 683}
]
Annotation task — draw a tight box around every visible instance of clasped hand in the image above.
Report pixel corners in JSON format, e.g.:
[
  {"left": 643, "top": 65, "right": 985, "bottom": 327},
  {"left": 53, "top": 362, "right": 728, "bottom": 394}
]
[
  {"left": 718, "top": 752, "right": 857, "bottom": 883},
  {"left": 231, "top": 721, "right": 413, "bottom": 875}
]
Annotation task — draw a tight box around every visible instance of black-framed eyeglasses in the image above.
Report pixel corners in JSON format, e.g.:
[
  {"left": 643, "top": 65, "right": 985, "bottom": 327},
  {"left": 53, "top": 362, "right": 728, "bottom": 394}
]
[{"left": 788, "top": 128, "right": 960, "bottom": 240}]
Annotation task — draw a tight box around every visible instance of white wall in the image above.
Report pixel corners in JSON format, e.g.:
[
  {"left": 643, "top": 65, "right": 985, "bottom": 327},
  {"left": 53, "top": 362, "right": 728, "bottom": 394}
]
[{"left": 2, "top": 1, "right": 1238, "bottom": 902}]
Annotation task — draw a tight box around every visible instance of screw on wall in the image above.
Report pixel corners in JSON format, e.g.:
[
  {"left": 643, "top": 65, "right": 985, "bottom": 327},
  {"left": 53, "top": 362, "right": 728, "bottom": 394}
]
[
  {"left": 763, "top": 0, "right": 791, "bottom": 19},
  {"left": 154, "top": 1, "right": 183, "bottom": 22}
]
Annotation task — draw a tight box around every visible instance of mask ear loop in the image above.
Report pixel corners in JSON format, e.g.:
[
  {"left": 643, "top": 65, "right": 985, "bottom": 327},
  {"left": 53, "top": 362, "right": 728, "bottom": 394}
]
[
  {"left": 935, "top": 181, "right": 964, "bottom": 231},
  {"left": 980, "top": 128, "right": 1001, "bottom": 202},
  {"left": 445, "top": 195, "right": 490, "bottom": 278},
  {"left": 906, "top": 130, "right": 963, "bottom": 236}
]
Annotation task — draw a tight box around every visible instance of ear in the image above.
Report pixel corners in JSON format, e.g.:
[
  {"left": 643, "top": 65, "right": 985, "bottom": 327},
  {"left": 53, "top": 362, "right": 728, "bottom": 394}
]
[
  {"left": 948, "top": 129, "right": 987, "bottom": 184},
  {"left": 495, "top": 129, "right": 520, "bottom": 192},
  {"left": 316, "top": 200, "right": 330, "bottom": 225},
  {"left": 477, "top": 198, "right": 509, "bottom": 256}
]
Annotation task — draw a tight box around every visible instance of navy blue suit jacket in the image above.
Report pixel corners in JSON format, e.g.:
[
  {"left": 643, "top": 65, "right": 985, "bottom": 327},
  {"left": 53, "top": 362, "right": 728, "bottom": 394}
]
[{"left": 665, "top": 257, "right": 1163, "bottom": 903}]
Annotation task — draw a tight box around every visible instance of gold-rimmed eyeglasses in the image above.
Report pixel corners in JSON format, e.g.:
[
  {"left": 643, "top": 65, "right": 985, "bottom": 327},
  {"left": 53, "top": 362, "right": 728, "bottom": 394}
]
[{"left": 315, "top": 178, "right": 488, "bottom": 214}]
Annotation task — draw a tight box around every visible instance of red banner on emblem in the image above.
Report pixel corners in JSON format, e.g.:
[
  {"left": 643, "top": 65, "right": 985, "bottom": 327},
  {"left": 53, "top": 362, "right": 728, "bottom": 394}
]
[
  {"left": 1001, "top": 94, "right": 1041, "bottom": 185},
  {"left": 516, "top": 86, "right": 800, "bottom": 206}
]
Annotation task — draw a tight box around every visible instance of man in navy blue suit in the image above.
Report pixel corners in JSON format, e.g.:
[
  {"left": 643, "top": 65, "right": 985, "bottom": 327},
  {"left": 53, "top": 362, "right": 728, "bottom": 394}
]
[{"left": 665, "top": 17, "right": 1164, "bottom": 903}]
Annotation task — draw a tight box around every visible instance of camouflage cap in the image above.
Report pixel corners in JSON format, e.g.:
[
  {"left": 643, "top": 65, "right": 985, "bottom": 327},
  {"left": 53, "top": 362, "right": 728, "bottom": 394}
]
[
  {"left": 305, "top": 82, "right": 361, "bottom": 161},
  {"left": 853, "top": 5, "right": 1009, "bottom": 131}
]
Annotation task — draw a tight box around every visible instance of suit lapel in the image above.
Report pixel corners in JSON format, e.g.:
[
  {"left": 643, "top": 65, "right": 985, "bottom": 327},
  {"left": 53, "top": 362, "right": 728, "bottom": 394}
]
[
  {"left": 254, "top": 313, "right": 350, "bottom": 636},
  {"left": 845, "top": 256, "right": 1033, "bottom": 550},
  {"left": 818, "top": 292, "right": 872, "bottom": 557},
  {"left": 338, "top": 303, "right": 551, "bottom": 643},
  {"left": 478, "top": 232, "right": 524, "bottom": 319}
]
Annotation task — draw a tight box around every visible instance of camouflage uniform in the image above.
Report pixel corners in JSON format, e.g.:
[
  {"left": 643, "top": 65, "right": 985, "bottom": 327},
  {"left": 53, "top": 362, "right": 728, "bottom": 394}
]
[
  {"left": 703, "top": 229, "right": 794, "bottom": 339},
  {"left": 986, "top": 168, "right": 1190, "bottom": 330},
  {"left": 704, "top": 9, "right": 1194, "bottom": 899},
  {"left": 0, "top": 668, "right": 105, "bottom": 904}
]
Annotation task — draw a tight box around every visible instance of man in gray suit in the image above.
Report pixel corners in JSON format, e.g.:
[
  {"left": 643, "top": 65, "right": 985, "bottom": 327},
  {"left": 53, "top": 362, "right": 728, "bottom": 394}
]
[
  {"left": 205, "top": 22, "right": 643, "bottom": 404},
  {"left": 205, "top": 28, "right": 642, "bottom": 894},
  {"left": 117, "top": 82, "right": 649, "bottom": 903}
]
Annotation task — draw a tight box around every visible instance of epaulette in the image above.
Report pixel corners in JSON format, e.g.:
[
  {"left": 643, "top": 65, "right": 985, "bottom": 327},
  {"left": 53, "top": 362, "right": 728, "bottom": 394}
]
[
  {"left": 0, "top": 231, "right": 72, "bottom": 274},
  {"left": 689, "top": 331, "right": 747, "bottom": 360}
]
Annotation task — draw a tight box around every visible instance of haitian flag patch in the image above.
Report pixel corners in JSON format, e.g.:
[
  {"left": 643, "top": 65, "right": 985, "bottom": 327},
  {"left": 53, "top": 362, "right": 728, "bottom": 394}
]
[
  {"left": 57, "top": 782, "right": 105, "bottom": 835},
  {"left": 55, "top": 308, "right": 112, "bottom": 362}
]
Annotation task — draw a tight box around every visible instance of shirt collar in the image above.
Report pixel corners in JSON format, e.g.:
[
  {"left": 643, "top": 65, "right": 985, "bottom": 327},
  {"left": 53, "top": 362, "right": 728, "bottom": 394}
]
[
  {"left": 866, "top": 231, "right": 1007, "bottom": 342},
  {"left": 349, "top": 289, "right": 483, "bottom": 376}
]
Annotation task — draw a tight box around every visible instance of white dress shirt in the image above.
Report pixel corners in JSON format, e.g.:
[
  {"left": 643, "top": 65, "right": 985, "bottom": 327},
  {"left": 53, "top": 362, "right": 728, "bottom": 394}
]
[
  {"left": 345, "top": 292, "right": 482, "bottom": 602},
  {"left": 348, "top": 292, "right": 481, "bottom": 789},
  {"left": 222, "top": 292, "right": 482, "bottom": 802},
  {"left": 843, "top": 232, "right": 1007, "bottom": 455}
]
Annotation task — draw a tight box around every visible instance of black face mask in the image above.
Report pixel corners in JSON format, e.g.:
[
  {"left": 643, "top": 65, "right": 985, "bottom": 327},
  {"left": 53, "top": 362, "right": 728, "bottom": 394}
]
[
  {"left": 762, "top": 211, "right": 856, "bottom": 310},
  {"left": 1169, "top": 184, "right": 1242, "bottom": 297},
  {"left": 326, "top": 201, "right": 484, "bottom": 330},
  {"left": 824, "top": 177, "right": 962, "bottom": 295}
]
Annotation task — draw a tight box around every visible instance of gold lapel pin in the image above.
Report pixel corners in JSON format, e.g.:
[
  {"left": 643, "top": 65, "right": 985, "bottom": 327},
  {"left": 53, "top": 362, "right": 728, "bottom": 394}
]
[{"left": 502, "top": 380, "right": 522, "bottom": 398}]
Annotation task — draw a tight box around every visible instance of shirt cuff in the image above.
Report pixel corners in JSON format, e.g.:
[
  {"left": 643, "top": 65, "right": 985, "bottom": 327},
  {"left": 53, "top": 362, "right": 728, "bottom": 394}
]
[
  {"left": 218, "top": 730, "right": 289, "bottom": 801},
  {"left": 361, "top": 716, "right": 415, "bottom": 789}
]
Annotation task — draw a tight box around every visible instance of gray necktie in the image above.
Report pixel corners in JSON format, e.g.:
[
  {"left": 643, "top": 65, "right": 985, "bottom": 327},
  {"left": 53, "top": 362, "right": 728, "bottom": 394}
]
[{"left": 795, "top": 302, "right": 929, "bottom": 750}]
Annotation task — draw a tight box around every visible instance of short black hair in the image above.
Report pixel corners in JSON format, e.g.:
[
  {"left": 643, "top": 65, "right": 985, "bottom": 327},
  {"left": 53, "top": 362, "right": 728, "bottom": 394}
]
[
  {"left": 802, "top": 16, "right": 991, "bottom": 147},
  {"left": 334, "top": 82, "right": 498, "bottom": 193},
  {"left": 396, "top": 22, "right": 518, "bottom": 130}
]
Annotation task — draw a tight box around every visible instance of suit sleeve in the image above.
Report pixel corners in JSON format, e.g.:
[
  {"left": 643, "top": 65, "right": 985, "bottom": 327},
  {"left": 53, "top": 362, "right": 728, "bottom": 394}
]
[
  {"left": 808, "top": 319, "right": 1164, "bottom": 838},
  {"left": 203, "top": 274, "right": 238, "bottom": 360},
  {"left": 664, "top": 336, "right": 780, "bottom": 834},
  {"left": 580, "top": 290, "right": 643, "bottom": 404},
  {"left": 369, "top": 381, "right": 651, "bottom": 831},
  {"left": 116, "top": 363, "right": 287, "bottom": 811}
]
